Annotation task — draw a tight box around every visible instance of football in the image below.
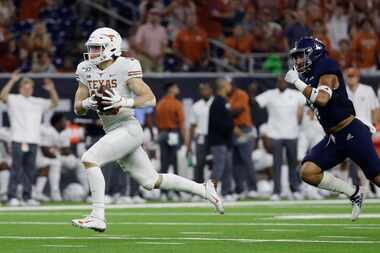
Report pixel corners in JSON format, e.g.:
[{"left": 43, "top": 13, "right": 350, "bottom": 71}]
[{"left": 96, "top": 85, "right": 120, "bottom": 115}]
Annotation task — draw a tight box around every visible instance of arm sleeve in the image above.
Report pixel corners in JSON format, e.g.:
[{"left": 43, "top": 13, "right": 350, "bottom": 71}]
[
  {"left": 125, "top": 58, "right": 143, "bottom": 81},
  {"left": 75, "top": 64, "right": 87, "bottom": 85}
]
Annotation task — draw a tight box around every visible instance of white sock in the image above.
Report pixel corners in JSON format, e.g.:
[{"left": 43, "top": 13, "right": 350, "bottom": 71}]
[
  {"left": 48, "top": 162, "right": 61, "bottom": 193},
  {"left": 160, "top": 173, "right": 205, "bottom": 198},
  {"left": 87, "top": 166, "right": 105, "bottom": 219},
  {"left": 0, "top": 170, "right": 10, "bottom": 196},
  {"left": 76, "top": 163, "right": 90, "bottom": 193},
  {"left": 318, "top": 172, "right": 356, "bottom": 197},
  {"left": 35, "top": 176, "right": 47, "bottom": 195}
]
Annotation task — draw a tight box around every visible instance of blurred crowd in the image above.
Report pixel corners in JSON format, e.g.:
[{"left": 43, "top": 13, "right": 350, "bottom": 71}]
[
  {"left": 1, "top": 65, "right": 380, "bottom": 206},
  {"left": 1, "top": 0, "right": 380, "bottom": 73}
]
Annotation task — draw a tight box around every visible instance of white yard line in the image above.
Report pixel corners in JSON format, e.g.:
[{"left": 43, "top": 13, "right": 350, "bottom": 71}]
[
  {"left": 136, "top": 242, "right": 184, "bottom": 245},
  {"left": 263, "top": 229, "right": 304, "bottom": 232},
  {"left": 1, "top": 199, "right": 380, "bottom": 212},
  {"left": 41, "top": 244, "right": 87, "bottom": 248},
  {"left": 274, "top": 214, "right": 380, "bottom": 220},
  {"left": 0, "top": 236, "right": 378, "bottom": 244},
  {"left": 0, "top": 212, "right": 277, "bottom": 216},
  {"left": 345, "top": 227, "right": 380, "bottom": 230},
  {"left": 320, "top": 236, "right": 368, "bottom": 239},
  {"left": 180, "top": 232, "right": 221, "bottom": 235}
]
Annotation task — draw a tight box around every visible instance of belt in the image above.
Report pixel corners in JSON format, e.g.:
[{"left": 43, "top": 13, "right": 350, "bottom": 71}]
[{"left": 326, "top": 115, "right": 354, "bottom": 134}]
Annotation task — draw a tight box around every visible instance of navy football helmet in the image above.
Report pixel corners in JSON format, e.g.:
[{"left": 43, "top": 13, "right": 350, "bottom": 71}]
[{"left": 289, "top": 36, "right": 326, "bottom": 74}]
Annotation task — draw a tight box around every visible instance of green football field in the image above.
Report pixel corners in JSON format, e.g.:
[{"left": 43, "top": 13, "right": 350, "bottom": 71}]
[{"left": 0, "top": 200, "right": 379, "bottom": 253}]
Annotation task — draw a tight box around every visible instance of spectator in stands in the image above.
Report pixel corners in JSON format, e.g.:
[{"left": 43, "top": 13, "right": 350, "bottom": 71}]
[
  {"left": 208, "top": 78, "right": 234, "bottom": 199},
  {"left": 0, "top": 0, "right": 15, "bottom": 26},
  {"left": 230, "top": 0, "right": 253, "bottom": 25},
  {"left": 31, "top": 50, "right": 57, "bottom": 73},
  {"left": 187, "top": 83, "right": 214, "bottom": 184},
  {"left": 304, "top": 1, "right": 324, "bottom": 29},
  {"left": 262, "top": 20, "right": 287, "bottom": 52},
  {"left": 27, "top": 22, "right": 54, "bottom": 55},
  {"left": 255, "top": 76, "right": 305, "bottom": 201},
  {"left": 135, "top": 8, "right": 168, "bottom": 72},
  {"left": 224, "top": 25, "right": 253, "bottom": 67},
  {"left": 155, "top": 82, "right": 185, "bottom": 201},
  {"left": 173, "top": 15, "right": 209, "bottom": 71},
  {"left": 249, "top": 23, "right": 265, "bottom": 53},
  {"left": 139, "top": 0, "right": 165, "bottom": 24},
  {"left": 241, "top": 5, "right": 257, "bottom": 33},
  {"left": 0, "top": 74, "right": 59, "bottom": 206},
  {"left": 228, "top": 82, "right": 257, "bottom": 198},
  {"left": 18, "top": 0, "right": 47, "bottom": 20},
  {"left": 195, "top": 0, "right": 233, "bottom": 39},
  {"left": 326, "top": 3, "right": 349, "bottom": 51},
  {"left": 332, "top": 39, "right": 353, "bottom": 69},
  {"left": 284, "top": 10, "right": 311, "bottom": 48},
  {"left": 0, "top": 41, "right": 20, "bottom": 72},
  {"left": 165, "top": 0, "right": 196, "bottom": 39},
  {"left": 312, "top": 20, "right": 332, "bottom": 53},
  {"left": 352, "top": 19, "right": 380, "bottom": 73}
]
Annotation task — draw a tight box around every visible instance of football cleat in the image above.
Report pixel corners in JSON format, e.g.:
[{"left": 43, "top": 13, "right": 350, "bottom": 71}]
[
  {"left": 204, "top": 180, "right": 224, "bottom": 214},
  {"left": 72, "top": 215, "right": 106, "bottom": 233},
  {"left": 350, "top": 186, "right": 364, "bottom": 221}
]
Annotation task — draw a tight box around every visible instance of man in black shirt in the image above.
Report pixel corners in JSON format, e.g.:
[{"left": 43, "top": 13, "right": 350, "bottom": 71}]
[{"left": 208, "top": 78, "right": 234, "bottom": 198}]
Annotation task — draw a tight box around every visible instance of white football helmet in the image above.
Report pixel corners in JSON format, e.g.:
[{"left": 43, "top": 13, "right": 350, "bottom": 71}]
[{"left": 84, "top": 27, "right": 122, "bottom": 65}]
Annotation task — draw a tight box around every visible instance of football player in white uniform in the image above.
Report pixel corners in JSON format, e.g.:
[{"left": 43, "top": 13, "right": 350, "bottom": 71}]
[
  {"left": 0, "top": 127, "right": 11, "bottom": 202},
  {"left": 35, "top": 113, "right": 88, "bottom": 201},
  {"left": 71, "top": 27, "right": 223, "bottom": 232}
]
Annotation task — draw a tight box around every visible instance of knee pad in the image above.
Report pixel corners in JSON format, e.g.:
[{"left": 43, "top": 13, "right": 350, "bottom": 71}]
[{"left": 81, "top": 150, "right": 99, "bottom": 166}]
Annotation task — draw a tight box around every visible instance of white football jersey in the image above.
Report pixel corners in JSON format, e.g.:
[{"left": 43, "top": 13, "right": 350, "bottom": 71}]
[
  {"left": 75, "top": 57, "right": 143, "bottom": 131},
  {"left": 40, "top": 125, "right": 71, "bottom": 148}
]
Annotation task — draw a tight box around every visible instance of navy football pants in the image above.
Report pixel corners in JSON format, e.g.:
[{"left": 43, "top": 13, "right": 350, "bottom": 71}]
[{"left": 303, "top": 119, "right": 380, "bottom": 179}]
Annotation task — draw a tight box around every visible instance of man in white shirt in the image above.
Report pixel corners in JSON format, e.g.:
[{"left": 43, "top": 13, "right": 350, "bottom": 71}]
[
  {"left": 256, "top": 76, "right": 305, "bottom": 200},
  {"left": 187, "top": 83, "right": 214, "bottom": 183},
  {"left": 134, "top": 9, "right": 168, "bottom": 72},
  {"left": 345, "top": 67, "right": 380, "bottom": 189},
  {"left": 0, "top": 73, "right": 59, "bottom": 206}
]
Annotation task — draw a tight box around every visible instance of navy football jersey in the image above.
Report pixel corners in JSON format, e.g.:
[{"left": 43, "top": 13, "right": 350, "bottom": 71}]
[{"left": 300, "top": 56, "right": 355, "bottom": 131}]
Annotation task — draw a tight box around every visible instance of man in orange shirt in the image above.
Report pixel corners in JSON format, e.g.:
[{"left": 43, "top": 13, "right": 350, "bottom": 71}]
[
  {"left": 228, "top": 79, "right": 258, "bottom": 198},
  {"left": 155, "top": 82, "right": 185, "bottom": 200},
  {"left": 173, "top": 15, "right": 209, "bottom": 71},
  {"left": 352, "top": 19, "right": 380, "bottom": 73},
  {"left": 224, "top": 25, "right": 253, "bottom": 67}
]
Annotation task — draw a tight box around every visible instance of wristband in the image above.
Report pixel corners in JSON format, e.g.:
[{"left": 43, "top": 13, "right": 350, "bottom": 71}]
[
  {"left": 125, "top": 98, "right": 134, "bottom": 107},
  {"left": 81, "top": 98, "right": 92, "bottom": 110},
  {"left": 294, "top": 79, "right": 307, "bottom": 93}
]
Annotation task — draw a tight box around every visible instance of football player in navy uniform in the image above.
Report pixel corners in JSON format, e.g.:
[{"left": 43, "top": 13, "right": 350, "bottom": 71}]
[{"left": 285, "top": 37, "right": 380, "bottom": 221}]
